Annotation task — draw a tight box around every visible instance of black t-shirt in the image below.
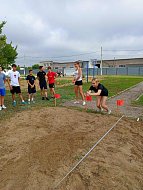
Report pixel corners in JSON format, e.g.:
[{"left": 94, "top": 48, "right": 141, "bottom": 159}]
[
  {"left": 37, "top": 71, "right": 46, "bottom": 83},
  {"left": 89, "top": 83, "right": 108, "bottom": 96},
  {"left": 26, "top": 75, "right": 36, "bottom": 86}
]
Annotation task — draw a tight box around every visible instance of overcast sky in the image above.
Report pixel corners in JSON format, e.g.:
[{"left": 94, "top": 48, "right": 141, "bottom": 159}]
[{"left": 0, "top": 0, "right": 143, "bottom": 66}]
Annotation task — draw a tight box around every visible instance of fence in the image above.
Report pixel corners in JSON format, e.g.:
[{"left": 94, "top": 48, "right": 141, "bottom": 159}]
[
  {"left": 19, "top": 67, "right": 143, "bottom": 77},
  {"left": 82, "top": 67, "right": 143, "bottom": 77}
]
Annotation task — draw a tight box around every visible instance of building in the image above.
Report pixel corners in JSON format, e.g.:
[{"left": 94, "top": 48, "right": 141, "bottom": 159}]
[{"left": 39, "top": 57, "right": 143, "bottom": 75}]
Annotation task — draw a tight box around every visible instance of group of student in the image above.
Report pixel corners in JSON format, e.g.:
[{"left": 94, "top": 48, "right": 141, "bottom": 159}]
[{"left": 0, "top": 61, "right": 111, "bottom": 114}]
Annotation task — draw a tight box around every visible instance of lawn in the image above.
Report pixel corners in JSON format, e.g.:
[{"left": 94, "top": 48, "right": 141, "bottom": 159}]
[{"left": 0, "top": 75, "right": 143, "bottom": 120}]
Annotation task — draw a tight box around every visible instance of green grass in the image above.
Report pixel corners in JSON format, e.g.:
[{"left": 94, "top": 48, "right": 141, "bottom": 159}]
[
  {"left": 132, "top": 95, "right": 143, "bottom": 106},
  {"left": 0, "top": 76, "right": 143, "bottom": 121}
]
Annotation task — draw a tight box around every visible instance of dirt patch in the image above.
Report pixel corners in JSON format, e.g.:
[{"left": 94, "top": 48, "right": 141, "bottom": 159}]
[{"left": 0, "top": 107, "right": 143, "bottom": 190}]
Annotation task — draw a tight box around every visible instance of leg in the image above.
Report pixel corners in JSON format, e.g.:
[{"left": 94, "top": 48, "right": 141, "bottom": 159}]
[
  {"left": 44, "top": 89, "right": 48, "bottom": 98},
  {"left": 101, "top": 96, "right": 109, "bottom": 112},
  {"left": 96, "top": 96, "right": 102, "bottom": 110},
  {"left": 18, "top": 93, "right": 24, "bottom": 101},
  {"left": 0, "top": 96, "right": 1, "bottom": 110},
  {"left": 12, "top": 93, "right": 16, "bottom": 101},
  {"left": 79, "top": 86, "right": 85, "bottom": 101},
  {"left": 1, "top": 96, "right": 4, "bottom": 106},
  {"left": 74, "top": 85, "right": 79, "bottom": 101},
  {"left": 50, "top": 88, "right": 55, "bottom": 97}
]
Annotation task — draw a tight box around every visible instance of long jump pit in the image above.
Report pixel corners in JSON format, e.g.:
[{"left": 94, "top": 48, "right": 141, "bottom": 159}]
[{"left": 0, "top": 107, "right": 143, "bottom": 190}]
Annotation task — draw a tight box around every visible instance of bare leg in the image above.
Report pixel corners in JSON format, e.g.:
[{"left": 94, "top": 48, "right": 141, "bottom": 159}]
[
  {"left": 74, "top": 85, "right": 79, "bottom": 101},
  {"left": 101, "top": 96, "right": 109, "bottom": 112},
  {"left": 79, "top": 86, "right": 85, "bottom": 101},
  {"left": 44, "top": 89, "right": 48, "bottom": 98},
  {"left": 1, "top": 96, "right": 4, "bottom": 106},
  {"left": 12, "top": 94, "right": 16, "bottom": 101},
  {"left": 96, "top": 96, "right": 102, "bottom": 110},
  {"left": 0, "top": 96, "right": 2, "bottom": 105},
  {"left": 18, "top": 93, "right": 24, "bottom": 101},
  {"left": 50, "top": 88, "right": 55, "bottom": 97}
]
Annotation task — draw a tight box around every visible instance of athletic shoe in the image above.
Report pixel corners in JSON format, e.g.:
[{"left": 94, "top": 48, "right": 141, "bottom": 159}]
[
  {"left": 42, "top": 97, "right": 45, "bottom": 100},
  {"left": 12, "top": 101, "right": 16, "bottom": 106},
  {"left": 82, "top": 101, "right": 86, "bottom": 106},
  {"left": 2, "top": 105, "right": 6, "bottom": 109},
  {"left": 32, "top": 100, "right": 35, "bottom": 103},
  {"left": 0, "top": 106, "right": 2, "bottom": 111},
  {"left": 28, "top": 100, "right": 30, "bottom": 104},
  {"left": 108, "top": 110, "right": 111, "bottom": 114},
  {"left": 46, "top": 97, "right": 49, "bottom": 100},
  {"left": 21, "top": 101, "right": 26, "bottom": 105},
  {"left": 74, "top": 101, "right": 80, "bottom": 104}
]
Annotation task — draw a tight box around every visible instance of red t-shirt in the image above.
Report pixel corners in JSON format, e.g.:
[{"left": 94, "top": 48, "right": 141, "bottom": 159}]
[{"left": 47, "top": 71, "right": 56, "bottom": 84}]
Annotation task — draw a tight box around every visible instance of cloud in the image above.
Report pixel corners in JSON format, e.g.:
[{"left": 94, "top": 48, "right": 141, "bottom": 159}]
[{"left": 0, "top": 0, "right": 143, "bottom": 65}]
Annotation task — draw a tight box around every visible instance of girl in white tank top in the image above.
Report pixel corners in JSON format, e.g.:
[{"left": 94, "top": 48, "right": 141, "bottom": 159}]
[{"left": 73, "top": 61, "right": 85, "bottom": 106}]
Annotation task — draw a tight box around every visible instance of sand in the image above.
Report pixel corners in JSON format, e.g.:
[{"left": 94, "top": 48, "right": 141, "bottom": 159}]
[{"left": 0, "top": 107, "right": 143, "bottom": 190}]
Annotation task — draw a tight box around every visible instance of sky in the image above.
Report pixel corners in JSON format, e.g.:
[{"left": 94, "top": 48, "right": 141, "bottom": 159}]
[{"left": 0, "top": 0, "right": 143, "bottom": 66}]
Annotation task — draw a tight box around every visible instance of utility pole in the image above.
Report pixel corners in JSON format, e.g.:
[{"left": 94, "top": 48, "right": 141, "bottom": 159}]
[{"left": 100, "top": 46, "right": 103, "bottom": 75}]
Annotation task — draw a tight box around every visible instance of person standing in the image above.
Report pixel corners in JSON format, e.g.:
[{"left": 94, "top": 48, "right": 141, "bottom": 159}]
[
  {"left": 7, "top": 64, "right": 26, "bottom": 106},
  {"left": 47, "top": 66, "right": 57, "bottom": 98},
  {"left": 73, "top": 61, "right": 85, "bottom": 106},
  {"left": 37, "top": 66, "right": 49, "bottom": 100},
  {"left": 87, "top": 78, "right": 111, "bottom": 114},
  {"left": 26, "top": 69, "right": 36, "bottom": 104},
  {"left": 0, "top": 66, "right": 7, "bottom": 110}
]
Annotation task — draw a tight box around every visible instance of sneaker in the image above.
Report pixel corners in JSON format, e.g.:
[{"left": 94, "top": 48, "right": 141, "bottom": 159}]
[
  {"left": 74, "top": 101, "right": 80, "bottom": 104},
  {"left": 32, "top": 100, "right": 35, "bottom": 103},
  {"left": 21, "top": 101, "right": 26, "bottom": 105},
  {"left": 108, "top": 110, "right": 111, "bottom": 115},
  {"left": 42, "top": 97, "right": 45, "bottom": 100},
  {"left": 0, "top": 106, "right": 2, "bottom": 111},
  {"left": 2, "top": 105, "right": 6, "bottom": 109},
  {"left": 28, "top": 101, "right": 30, "bottom": 104},
  {"left": 12, "top": 101, "right": 16, "bottom": 106},
  {"left": 82, "top": 101, "right": 86, "bottom": 106},
  {"left": 46, "top": 97, "right": 49, "bottom": 100}
]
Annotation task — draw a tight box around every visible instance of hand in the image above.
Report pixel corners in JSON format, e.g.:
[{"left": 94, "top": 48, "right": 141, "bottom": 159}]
[
  {"left": 87, "top": 91, "right": 91, "bottom": 95},
  {"left": 10, "top": 85, "right": 13, "bottom": 90}
]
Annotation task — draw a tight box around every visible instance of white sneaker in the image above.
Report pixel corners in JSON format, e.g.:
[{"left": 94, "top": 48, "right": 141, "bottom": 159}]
[
  {"left": 74, "top": 101, "right": 79, "bottom": 104},
  {"left": 108, "top": 110, "right": 111, "bottom": 114},
  {"left": 28, "top": 100, "right": 30, "bottom": 104},
  {"left": 0, "top": 106, "right": 2, "bottom": 111},
  {"left": 82, "top": 101, "right": 86, "bottom": 106},
  {"left": 2, "top": 105, "right": 6, "bottom": 109}
]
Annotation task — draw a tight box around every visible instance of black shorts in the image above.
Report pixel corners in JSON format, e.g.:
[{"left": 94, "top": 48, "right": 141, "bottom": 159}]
[
  {"left": 49, "top": 83, "right": 55, "bottom": 88},
  {"left": 75, "top": 80, "right": 83, "bottom": 86},
  {"left": 28, "top": 86, "right": 36, "bottom": 94},
  {"left": 39, "top": 81, "right": 47, "bottom": 90},
  {"left": 10, "top": 86, "right": 21, "bottom": 94}
]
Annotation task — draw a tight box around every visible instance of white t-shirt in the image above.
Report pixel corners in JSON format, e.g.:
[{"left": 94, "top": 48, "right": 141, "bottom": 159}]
[{"left": 8, "top": 70, "right": 20, "bottom": 86}]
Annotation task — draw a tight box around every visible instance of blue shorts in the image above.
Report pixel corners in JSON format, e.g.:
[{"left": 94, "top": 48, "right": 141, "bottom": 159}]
[{"left": 0, "top": 88, "right": 6, "bottom": 96}]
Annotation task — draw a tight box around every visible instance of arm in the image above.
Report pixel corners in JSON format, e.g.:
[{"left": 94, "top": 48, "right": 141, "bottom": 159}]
[
  {"left": 7, "top": 78, "right": 12, "bottom": 90},
  {"left": 87, "top": 89, "right": 101, "bottom": 96}
]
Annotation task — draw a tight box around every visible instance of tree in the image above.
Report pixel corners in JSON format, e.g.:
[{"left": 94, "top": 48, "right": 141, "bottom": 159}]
[
  {"left": 32, "top": 64, "right": 40, "bottom": 69},
  {"left": 0, "top": 21, "right": 18, "bottom": 69}
]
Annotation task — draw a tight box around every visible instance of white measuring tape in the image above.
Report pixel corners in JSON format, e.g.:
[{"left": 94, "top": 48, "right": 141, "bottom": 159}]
[{"left": 54, "top": 115, "right": 124, "bottom": 189}]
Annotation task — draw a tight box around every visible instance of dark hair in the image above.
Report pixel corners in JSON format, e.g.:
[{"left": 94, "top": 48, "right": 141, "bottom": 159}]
[
  {"left": 29, "top": 69, "right": 33, "bottom": 73},
  {"left": 74, "top": 61, "right": 80, "bottom": 67},
  {"left": 12, "top": 64, "right": 17, "bottom": 68},
  {"left": 39, "top": 66, "right": 43, "bottom": 69},
  {"left": 48, "top": 66, "right": 51, "bottom": 70}
]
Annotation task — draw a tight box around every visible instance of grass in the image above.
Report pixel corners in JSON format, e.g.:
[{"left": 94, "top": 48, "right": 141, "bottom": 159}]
[
  {"left": 0, "top": 75, "right": 143, "bottom": 121},
  {"left": 132, "top": 95, "right": 143, "bottom": 106}
]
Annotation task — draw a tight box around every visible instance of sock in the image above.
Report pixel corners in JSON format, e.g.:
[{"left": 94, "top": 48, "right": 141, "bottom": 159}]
[
  {"left": 22, "top": 100, "right": 24, "bottom": 102},
  {"left": 31, "top": 98, "right": 34, "bottom": 101},
  {"left": 28, "top": 99, "right": 30, "bottom": 102}
]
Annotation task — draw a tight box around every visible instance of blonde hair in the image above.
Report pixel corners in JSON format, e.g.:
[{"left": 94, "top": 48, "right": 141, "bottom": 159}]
[{"left": 92, "top": 78, "right": 100, "bottom": 83}]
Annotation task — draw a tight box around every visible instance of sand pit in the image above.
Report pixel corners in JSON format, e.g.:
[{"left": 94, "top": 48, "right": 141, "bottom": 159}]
[{"left": 0, "top": 107, "right": 143, "bottom": 190}]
